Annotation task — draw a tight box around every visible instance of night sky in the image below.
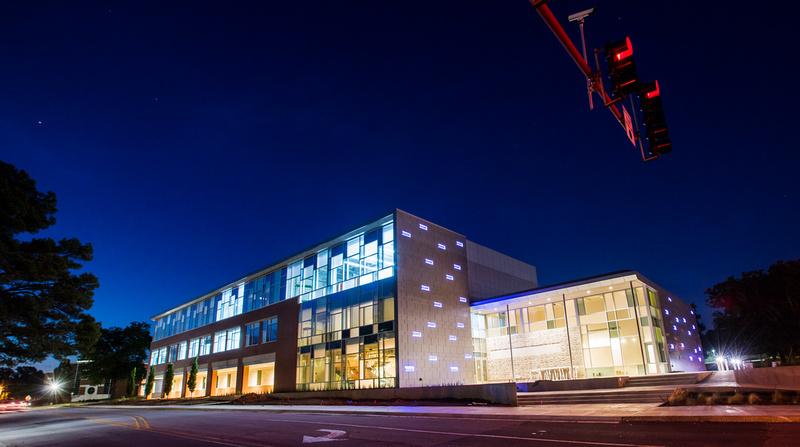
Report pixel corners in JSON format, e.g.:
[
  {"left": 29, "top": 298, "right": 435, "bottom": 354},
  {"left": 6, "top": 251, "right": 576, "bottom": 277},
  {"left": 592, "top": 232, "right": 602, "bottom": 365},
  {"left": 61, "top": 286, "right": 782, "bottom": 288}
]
[{"left": 2, "top": 1, "right": 798, "bottom": 337}]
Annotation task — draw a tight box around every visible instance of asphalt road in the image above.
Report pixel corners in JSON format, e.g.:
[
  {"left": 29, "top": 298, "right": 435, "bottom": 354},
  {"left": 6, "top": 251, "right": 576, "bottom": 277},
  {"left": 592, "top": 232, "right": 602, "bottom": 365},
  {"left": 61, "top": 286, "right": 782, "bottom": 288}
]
[{"left": 1, "top": 407, "right": 798, "bottom": 446}]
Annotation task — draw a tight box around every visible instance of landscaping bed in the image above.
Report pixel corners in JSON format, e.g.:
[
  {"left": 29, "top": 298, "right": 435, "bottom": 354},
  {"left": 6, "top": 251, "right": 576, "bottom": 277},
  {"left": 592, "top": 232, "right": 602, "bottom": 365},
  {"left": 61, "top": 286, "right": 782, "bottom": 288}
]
[{"left": 664, "top": 388, "right": 800, "bottom": 406}]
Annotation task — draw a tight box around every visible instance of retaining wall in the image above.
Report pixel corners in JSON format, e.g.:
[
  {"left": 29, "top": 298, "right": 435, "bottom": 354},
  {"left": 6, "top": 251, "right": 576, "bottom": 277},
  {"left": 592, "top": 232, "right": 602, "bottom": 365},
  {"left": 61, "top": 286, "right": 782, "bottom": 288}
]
[
  {"left": 733, "top": 365, "right": 800, "bottom": 390},
  {"left": 271, "top": 382, "right": 517, "bottom": 405}
]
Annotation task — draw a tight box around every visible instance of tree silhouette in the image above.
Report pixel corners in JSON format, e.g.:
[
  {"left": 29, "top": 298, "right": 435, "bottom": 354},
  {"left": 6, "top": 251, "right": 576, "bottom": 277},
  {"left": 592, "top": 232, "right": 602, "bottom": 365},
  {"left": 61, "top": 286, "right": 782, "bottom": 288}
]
[
  {"left": 0, "top": 161, "right": 100, "bottom": 366},
  {"left": 706, "top": 259, "right": 800, "bottom": 364}
]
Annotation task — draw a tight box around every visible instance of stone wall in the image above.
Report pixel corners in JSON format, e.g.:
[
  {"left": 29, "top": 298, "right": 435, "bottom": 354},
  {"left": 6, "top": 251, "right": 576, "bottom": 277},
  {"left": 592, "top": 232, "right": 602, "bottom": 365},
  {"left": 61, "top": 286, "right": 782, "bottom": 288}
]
[{"left": 485, "top": 327, "right": 582, "bottom": 382}]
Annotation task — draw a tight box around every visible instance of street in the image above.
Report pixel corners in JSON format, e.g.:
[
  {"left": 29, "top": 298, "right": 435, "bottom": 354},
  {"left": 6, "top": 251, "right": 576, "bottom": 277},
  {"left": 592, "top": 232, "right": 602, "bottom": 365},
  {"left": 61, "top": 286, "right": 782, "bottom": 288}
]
[{"left": 0, "top": 407, "right": 798, "bottom": 446}]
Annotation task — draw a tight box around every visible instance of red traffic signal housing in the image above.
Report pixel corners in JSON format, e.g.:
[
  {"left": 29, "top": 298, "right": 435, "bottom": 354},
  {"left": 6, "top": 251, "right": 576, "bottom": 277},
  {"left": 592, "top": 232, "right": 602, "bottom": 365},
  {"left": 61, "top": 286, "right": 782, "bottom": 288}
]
[
  {"left": 605, "top": 36, "right": 638, "bottom": 98},
  {"left": 639, "top": 81, "right": 671, "bottom": 156}
]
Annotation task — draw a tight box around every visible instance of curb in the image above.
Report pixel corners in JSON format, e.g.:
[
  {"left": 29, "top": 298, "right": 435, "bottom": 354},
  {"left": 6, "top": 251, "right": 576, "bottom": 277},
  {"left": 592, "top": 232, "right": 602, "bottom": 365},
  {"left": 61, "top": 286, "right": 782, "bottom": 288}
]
[{"left": 85, "top": 405, "right": 800, "bottom": 423}]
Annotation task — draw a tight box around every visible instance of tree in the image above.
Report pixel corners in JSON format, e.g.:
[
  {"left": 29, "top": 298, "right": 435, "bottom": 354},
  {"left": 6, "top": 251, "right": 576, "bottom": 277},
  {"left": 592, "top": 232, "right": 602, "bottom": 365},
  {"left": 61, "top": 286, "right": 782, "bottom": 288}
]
[
  {"left": 187, "top": 357, "right": 198, "bottom": 397},
  {"left": 163, "top": 364, "right": 174, "bottom": 398},
  {"left": 80, "top": 322, "right": 151, "bottom": 397},
  {"left": 0, "top": 161, "right": 100, "bottom": 366},
  {"left": 706, "top": 259, "right": 800, "bottom": 364},
  {"left": 0, "top": 366, "right": 46, "bottom": 399},
  {"left": 127, "top": 367, "right": 137, "bottom": 397},
  {"left": 144, "top": 366, "right": 155, "bottom": 398}
]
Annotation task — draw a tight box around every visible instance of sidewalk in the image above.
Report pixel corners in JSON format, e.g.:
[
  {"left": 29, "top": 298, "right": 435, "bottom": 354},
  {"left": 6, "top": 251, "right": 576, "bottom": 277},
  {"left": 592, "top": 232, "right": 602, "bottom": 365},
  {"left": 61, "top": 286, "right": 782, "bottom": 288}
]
[{"left": 90, "top": 402, "right": 800, "bottom": 423}]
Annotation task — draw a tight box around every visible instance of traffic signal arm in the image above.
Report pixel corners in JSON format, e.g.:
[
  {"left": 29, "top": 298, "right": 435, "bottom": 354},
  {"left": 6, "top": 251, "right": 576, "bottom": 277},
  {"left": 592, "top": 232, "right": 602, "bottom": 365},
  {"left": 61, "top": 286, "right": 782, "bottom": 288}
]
[{"left": 529, "top": 0, "right": 626, "bottom": 129}]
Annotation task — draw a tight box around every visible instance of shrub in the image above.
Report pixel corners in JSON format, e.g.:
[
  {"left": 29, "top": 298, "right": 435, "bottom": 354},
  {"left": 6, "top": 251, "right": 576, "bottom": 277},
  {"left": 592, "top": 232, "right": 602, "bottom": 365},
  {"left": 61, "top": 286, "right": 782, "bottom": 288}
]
[
  {"left": 667, "top": 388, "right": 689, "bottom": 406},
  {"left": 728, "top": 392, "right": 745, "bottom": 405},
  {"left": 747, "top": 393, "right": 762, "bottom": 405},
  {"left": 705, "top": 392, "right": 723, "bottom": 405}
]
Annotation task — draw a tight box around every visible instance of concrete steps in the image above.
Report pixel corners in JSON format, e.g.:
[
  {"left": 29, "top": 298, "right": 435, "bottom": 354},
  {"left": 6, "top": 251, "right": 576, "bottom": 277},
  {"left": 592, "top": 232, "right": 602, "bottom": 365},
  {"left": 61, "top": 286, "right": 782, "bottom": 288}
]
[
  {"left": 625, "top": 372, "right": 703, "bottom": 388},
  {"left": 517, "top": 373, "right": 708, "bottom": 405},
  {"left": 518, "top": 388, "right": 672, "bottom": 405}
]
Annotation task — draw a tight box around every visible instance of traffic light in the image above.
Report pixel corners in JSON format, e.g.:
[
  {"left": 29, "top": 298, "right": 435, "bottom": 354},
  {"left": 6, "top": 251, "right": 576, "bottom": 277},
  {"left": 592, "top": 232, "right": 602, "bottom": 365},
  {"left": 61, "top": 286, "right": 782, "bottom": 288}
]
[
  {"left": 639, "top": 81, "right": 671, "bottom": 155},
  {"left": 605, "top": 36, "right": 638, "bottom": 98}
]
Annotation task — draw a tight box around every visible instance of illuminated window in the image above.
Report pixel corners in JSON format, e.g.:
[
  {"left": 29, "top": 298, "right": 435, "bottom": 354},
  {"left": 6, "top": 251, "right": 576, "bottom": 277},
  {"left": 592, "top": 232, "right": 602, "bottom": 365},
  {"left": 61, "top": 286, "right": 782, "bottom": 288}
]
[
  {"left": 459, "top": 297, "right": 468, "bottom": 303},
  {"left": 445, "top": 274, "right": 454, "bottom": 281},
  {"left": 449, "top": 366, "right": 459, "bottom": 372},
  {"left": 401, "top": 230, "right": 411, "bottom": 238},
  {"left": 453, "top": 264, "right": 461, "bottom": 270},
  {"left": 448, "top": 335, "right": 457, "bottom": 341},
  {"left": 456, "top": 322, "right": 464, "bottom": 328},
  {"left": 428, "top": 355, "right": 438, "bottom": 361},
  {"left": 404, "top": 365, "right": 415, "bottom": 372},
  {"left": 263, "top": 316, "right": 278, "bottom": 343},
  {"left": 456, "top": 241, "right": 464, "bottom": 247},
  {"left": 464, "top": 353, "right": 473, "bottom": 359},
  {"left": 412, "top": 331, "right": 422, "bottom": 338},
  {"left": 425, "top": 258, "right": 434, "bottom": 265},
  {"left": 419, "top": 223, "right": 428, "bottom": 231},
  {"left": 421, "top": 285, "right": 430, "bottom": 292},
  {"left": 427, "top": 321, "right": 436, "bottom": 328},
  {"left": 437, "top": 243, "right": 446, "bottom": 250},
  {"left": 433, "top": 301, "right": 443, "bottom": 308}
]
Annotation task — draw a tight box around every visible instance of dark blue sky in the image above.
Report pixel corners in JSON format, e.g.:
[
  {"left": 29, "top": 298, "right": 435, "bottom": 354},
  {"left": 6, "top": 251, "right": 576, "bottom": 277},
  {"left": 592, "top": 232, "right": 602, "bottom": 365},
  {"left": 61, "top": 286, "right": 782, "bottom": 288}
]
[{"left": 2, "top": 1, "right": 798, "bottom": 331}]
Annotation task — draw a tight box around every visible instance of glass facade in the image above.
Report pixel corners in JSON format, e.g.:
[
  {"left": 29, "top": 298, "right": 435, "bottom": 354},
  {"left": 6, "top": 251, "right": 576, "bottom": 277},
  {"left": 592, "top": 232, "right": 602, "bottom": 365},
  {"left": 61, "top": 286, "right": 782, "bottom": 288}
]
[
  {"left": 296, "top": 279, "right": 397, "bottom": 391},
  {"left": 471, "top": 280, "right": 671, "bottom": 382},
  {"left": 152, "top": 219, "right": 394, "bottom": 342}
]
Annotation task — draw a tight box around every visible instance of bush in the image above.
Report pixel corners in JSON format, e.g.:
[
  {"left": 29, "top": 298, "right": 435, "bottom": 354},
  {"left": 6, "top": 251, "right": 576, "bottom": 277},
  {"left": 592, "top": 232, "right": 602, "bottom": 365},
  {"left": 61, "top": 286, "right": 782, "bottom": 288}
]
[
  {"left": 728, "top": 392, "right": 745, "bottom": 405},
  {"left": 747, "top": 393, "right": 762, "bottom": 405},
  {"left": 705, "top": 392, "right": 723, "bottom": 405},
  {"left": 772, "top": 390, "right": 787, "bottom": 405},
  {"left": 667, "top": 388, "right": 689, "bottom": 406}
]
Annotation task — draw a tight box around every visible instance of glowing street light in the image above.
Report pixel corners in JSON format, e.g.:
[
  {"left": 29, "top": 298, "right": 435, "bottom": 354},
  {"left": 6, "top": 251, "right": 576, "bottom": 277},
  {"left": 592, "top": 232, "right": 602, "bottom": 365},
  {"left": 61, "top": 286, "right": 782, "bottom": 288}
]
[{"left": 47, "top": 379, "right": 64, "bottom": 394}]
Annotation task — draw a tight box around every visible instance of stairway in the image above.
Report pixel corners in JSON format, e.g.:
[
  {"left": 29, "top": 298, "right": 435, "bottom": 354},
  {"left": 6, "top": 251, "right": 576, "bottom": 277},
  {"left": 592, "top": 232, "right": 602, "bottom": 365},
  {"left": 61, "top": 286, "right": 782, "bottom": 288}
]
[
  {"left": 517, "top": 372, "right": 706, "bottom": 405},
  {"left": 518, "top": 388, "right": 671, "bottom": 405},
  {"left": 624, "top": 372, "right": 703, "bottom": 388}
]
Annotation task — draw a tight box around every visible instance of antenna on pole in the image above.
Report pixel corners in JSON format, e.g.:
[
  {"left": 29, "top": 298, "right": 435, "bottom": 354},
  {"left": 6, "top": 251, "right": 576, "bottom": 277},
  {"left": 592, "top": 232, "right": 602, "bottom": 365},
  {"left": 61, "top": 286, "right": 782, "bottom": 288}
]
[{"left": 568, "top": 7, "right": 595, "bottom": 110}]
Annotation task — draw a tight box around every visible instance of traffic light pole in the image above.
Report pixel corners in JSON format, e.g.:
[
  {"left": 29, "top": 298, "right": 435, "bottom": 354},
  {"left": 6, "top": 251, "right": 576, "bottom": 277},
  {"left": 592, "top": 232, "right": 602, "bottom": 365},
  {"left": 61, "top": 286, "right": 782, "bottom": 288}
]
[{"left": 528, "top": 1, "right": 626, "bottom": 131}]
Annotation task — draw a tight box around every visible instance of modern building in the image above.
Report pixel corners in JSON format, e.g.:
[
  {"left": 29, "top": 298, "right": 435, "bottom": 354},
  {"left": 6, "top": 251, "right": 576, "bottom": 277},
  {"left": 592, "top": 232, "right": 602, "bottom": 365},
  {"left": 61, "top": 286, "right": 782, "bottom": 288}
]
[{"left": 146, "top": 209, "right": 702, "bottom": 398}]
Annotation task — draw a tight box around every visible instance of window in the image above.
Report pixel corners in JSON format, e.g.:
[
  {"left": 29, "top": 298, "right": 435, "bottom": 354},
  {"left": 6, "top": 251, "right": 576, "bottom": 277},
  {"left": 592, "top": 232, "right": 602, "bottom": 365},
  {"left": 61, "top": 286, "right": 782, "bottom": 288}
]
[
  {"left": 245, "top": 322, "right": 260, "bottom": 347},
  {"left": 150, "top": 350, "right": 158, "bottom": 365},
  {"left": 419, "top": 223, "right": 428, "bottom": 231},
  {"left": 433, "top": 301, "right": 443, "bottom": 308},
  {"left": 412, "top": 331, "right": 422, "bottom": 338},
  {"left": 421, "top": 285, "right": 430, "bottom": 292},
  {"left": 459, "top": 297, "right": 468, "bottom": 303},
  {"left": 214, "top": 331, "right": 227, "bottom": 353},
  {"left": 427, "top": 321, "right": 436, "bottom": 328},
  {"left": 449, "top": 335, "right": 457, "bottom": 341},
  {"left": 216, "top": 284, "right": 244, "bottom": 321},
  {"left": 226, "top": 327, "right": 240, "bottom": 351},
  {"left": 456, "top": 322, "right": 464, "bottom": 328},
  {"left": 456, "top": 241, "right": 464, "bottom": 247},
  {"left": 157, "top": 347, "right": 167, "bottom": 364},
  {"left": 453, "top": 264, "right": 461, "bottom": 270},
  {"left": 445, "top": 274, "right": 454, "bottom": 281},
  {"left": 199, "top": 335, "right": 212, "bottom": 356},
  {"left": 401, "top": 230, "right": 411, "bottom": 238},
  {"left": 213, "top": 327, "right": 240, "bottom": 353},
  {"left": 263, "top": 316, "right": 278, "bottom": 343},
  {"left": 437, "top": 243, "right": 446, "bottom": 250},
  {"left": 177, "top": 341, "right": 187, "bottom": 361},
  {"left": 188, "top": 338, "right": 200, "bottom": 358},
  {"left": 425, "top": 258, "right": 434, "bottom": 265}
]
